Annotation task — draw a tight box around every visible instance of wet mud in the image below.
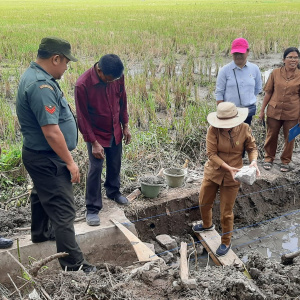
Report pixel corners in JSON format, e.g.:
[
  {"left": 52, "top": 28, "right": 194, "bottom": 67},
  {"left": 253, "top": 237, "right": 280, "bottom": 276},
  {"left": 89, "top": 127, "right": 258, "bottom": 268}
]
[
  {"left": 140, "top": 175, "right": 165, "bottom": 185},
  {"left": 2, "top": 249, "right": 300, "bottom": 299}
]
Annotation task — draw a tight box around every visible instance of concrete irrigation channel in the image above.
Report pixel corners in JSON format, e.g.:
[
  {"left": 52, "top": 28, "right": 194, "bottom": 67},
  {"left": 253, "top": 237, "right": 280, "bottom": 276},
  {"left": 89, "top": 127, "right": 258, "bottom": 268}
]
[{"left": 125, "top": 161, "right": 300, "bottom": 260}]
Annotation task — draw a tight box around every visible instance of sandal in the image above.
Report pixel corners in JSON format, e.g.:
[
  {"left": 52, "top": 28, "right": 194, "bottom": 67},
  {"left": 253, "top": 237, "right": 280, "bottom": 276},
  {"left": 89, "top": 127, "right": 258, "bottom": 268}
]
[
  {"left": 263, "top": 162, "right": 273, "bottom": 170},
  {"left": 280, "top": 164, "right": 290, "bottom": 172}
]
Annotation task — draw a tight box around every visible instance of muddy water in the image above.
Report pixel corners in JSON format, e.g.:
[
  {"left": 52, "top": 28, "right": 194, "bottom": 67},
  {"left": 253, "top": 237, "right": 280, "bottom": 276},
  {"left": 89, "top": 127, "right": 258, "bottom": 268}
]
[
  {"left": 234, "top": 210, "right": 300, "bottom": 262},
  {"left": 193, "top": 209, "right": 300, "bottom": 268},
  {"left": 126, "top": 53, "right": 281, "bottom": 78}
]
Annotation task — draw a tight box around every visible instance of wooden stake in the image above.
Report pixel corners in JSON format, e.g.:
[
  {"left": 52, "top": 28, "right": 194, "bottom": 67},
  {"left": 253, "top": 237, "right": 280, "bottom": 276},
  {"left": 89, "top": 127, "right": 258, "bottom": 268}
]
[
  {"left": 127, "top": 188, "right": 141, "bottom": 202},
  {"left": 179, "top": 242, "right": 189, "bottom": 281},
  {"left": 179, "top": 242, "right": 196, "bottom": 289}
]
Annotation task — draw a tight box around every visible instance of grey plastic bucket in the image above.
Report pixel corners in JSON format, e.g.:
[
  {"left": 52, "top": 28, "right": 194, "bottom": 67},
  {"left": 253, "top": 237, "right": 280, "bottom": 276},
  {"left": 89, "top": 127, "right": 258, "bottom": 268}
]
[
  {"left": 163, "top": 168, "right": 186, "bottom": 188},
  {"left": 140, "top": 181, "right": 163, "bottom": 198}
]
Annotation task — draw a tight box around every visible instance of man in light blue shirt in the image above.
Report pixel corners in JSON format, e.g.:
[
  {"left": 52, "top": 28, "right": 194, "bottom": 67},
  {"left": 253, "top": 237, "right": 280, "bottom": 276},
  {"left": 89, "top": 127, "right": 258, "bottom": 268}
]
[{"left": 215, "top": 38, "right": 262, "bottom": 125}]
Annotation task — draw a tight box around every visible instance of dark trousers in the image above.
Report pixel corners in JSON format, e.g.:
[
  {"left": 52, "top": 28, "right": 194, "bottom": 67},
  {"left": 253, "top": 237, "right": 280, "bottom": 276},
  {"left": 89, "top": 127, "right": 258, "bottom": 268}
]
[
  {"left": 244, "top": 115, "right": 253, "bottom": 126},
  {"left": 86, "top": 139, "right": 122, "bottom": 214},
  {"left": 22, "top": 148, "right": 86, "bottom": 270},
  {"left": 242, "top": 116, "right": 253, "bottom": 158}
]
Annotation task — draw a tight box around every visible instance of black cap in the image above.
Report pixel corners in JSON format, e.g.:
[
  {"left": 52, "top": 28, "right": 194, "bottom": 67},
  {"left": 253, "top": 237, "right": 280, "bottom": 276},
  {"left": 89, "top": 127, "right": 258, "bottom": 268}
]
[{"left": 38, "top": 37, "right": 78, "bottom": 62}]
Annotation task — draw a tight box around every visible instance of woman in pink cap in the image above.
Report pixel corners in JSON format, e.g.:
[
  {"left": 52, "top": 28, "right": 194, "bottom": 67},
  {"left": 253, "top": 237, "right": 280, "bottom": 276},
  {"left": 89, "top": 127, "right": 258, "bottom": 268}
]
[{"left": 215, "top": 38, "right": 262, "bottom": 126}]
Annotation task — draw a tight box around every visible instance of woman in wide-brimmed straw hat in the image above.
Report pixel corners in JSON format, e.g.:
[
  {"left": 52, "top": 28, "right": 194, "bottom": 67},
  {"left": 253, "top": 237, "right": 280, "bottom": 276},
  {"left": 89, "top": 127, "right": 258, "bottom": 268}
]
[{"left": 193, "top": 102, "right": 260, "bottom": 257}]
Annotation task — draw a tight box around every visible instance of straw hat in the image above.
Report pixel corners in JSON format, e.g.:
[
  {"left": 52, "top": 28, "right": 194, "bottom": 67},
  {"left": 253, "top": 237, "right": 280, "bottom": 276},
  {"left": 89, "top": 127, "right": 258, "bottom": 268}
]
[{"left": 207, "top": 102, "right": 248, "bottom": 128}]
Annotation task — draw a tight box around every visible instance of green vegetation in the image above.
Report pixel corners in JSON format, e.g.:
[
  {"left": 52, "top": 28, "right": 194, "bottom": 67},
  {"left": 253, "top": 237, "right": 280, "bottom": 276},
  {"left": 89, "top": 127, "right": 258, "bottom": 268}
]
[
  {"left": 1, "top": 0, "right": 300, "bottom": 60},
  {"left": 1, "top": 0, "right": 299, "bottom": 196},
  {"left": 0, "top": 146, "right": 25, "bottom": 195},
  {"left": 0, "top": 147, "right": 22, "bottom": 171}
]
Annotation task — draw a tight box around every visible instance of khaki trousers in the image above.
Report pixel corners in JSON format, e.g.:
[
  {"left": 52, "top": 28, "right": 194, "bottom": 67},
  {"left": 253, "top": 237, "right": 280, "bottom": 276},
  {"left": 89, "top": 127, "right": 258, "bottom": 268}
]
[
  {"left": 264, "top": 117, "right": 297, "bottom": 164},
  {"left": 199, "top": 178, "right": 240, "bottom": 245}
]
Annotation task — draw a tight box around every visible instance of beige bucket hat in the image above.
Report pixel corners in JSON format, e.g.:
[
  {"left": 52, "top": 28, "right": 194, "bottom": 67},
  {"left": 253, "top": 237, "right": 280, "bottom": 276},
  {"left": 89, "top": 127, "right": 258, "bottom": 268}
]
[{"left": 207, "top": 102, "right": 248, "bottom": 128}]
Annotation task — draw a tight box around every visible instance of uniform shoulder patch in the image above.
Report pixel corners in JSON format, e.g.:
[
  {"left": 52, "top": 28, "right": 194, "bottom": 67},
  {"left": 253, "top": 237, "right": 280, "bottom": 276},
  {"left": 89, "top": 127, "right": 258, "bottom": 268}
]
[
  {"left": 39, "top": 84, "right": 54, "bottom": 91},
  {"left": 45, "top": 105, "right": 56, "bottom": 114}
]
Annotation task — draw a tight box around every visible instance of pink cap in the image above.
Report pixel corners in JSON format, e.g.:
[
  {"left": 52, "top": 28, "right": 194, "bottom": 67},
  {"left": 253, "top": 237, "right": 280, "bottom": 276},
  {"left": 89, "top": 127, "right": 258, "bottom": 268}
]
[{"left": 231, "top": 38, "right": 249, "bottom": 54}]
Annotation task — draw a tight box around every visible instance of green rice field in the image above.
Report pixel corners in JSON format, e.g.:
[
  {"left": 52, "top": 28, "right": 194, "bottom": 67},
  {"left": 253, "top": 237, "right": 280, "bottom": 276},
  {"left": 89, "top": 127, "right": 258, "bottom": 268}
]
[{"left": 1, "top": 0, "right": 300, "bottom": 60}]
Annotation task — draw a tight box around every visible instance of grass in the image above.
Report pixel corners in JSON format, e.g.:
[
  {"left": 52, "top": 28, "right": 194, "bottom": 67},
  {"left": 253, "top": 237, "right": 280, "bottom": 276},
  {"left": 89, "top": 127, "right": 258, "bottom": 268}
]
[
  {"left": 0, "top": 145, "right": 26, "bottom": 204},
  {"left": 1, "top": 0, "right": 300, "bottom": 197}
]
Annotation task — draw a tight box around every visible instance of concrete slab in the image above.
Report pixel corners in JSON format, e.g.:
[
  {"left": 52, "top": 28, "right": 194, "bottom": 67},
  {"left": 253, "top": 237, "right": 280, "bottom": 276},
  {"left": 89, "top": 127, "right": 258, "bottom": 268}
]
[{"left": 0, "top": 199, "right": 138, "bottom": 285}]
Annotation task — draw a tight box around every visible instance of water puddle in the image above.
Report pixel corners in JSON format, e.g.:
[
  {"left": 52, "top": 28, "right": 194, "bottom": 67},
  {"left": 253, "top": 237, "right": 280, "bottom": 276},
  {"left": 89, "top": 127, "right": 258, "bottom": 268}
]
[
  {"left": 234, "top": 211, "right": 300, "bottom": 262},
  {"left": 127, "top": 61, "right": 274, "bottom": 86}
]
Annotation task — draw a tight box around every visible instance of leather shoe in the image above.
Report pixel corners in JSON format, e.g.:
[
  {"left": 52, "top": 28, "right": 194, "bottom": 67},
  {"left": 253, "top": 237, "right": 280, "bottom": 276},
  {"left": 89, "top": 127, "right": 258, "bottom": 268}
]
[
  {"left": 82, "top": 264, "right": 97, "bottom": 274},
  {"left": 192, "top": 223, "right": 215, "bottom": 233},
  {"left": 0, "top": 236, "right": 13, "bottom": 249},
  {"left": 114, "top": 195, "right": 129, "bottom": 205},
  {"left": 86, "top": 213, "right": 100, "bottom": 226},
  {"left": 216, "top": 243, "right": 231, "bottom": 257}
]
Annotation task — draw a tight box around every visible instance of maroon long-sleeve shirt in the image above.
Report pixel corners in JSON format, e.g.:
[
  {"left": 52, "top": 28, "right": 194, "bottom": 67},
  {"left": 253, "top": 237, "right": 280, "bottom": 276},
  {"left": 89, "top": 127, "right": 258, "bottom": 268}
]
[{"left": 75, "top": 64, "right": 129, "bottom": 147}]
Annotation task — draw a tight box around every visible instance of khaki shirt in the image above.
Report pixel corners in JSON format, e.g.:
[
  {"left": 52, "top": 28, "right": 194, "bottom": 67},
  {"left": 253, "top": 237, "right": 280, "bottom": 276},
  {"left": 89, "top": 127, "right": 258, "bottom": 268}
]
[
  {"left": 203, "top": 124, "right": 258, "bottom": 186},
  {"left": 264, "top": 67, "right": 300, "bottom": 120}
]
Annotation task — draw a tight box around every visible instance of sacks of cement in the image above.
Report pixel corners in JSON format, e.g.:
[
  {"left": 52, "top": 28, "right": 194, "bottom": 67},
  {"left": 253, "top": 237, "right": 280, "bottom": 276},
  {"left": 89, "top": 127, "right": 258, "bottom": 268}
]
[{"left": 234, "top": 166, "right": 257, "bottom": 185}]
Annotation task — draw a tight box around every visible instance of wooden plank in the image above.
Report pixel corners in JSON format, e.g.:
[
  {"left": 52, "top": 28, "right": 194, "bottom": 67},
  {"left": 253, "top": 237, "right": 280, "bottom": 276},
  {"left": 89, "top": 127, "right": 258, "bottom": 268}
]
[
  {"left": 110, "top": 219, "right": 159, "bottom": 262},
  {"left": 194, "top": 231, "right": 222, "bottom": 266},
  {"left": 194, "top": 228, "right": 243, "bottom": 268}
]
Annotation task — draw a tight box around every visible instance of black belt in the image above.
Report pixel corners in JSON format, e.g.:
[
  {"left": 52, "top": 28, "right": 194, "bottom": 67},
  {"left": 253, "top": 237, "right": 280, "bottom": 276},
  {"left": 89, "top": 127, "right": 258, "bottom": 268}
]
[{"left": 23, "top": 146, "right": 56, "bottom": 155}]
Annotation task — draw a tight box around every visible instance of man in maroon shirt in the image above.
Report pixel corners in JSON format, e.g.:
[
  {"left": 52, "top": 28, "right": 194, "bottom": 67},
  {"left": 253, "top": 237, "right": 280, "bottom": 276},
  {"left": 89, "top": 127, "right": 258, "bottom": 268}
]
[{"left": 75, "top": 54, "right": 131, "bottom": 226}]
